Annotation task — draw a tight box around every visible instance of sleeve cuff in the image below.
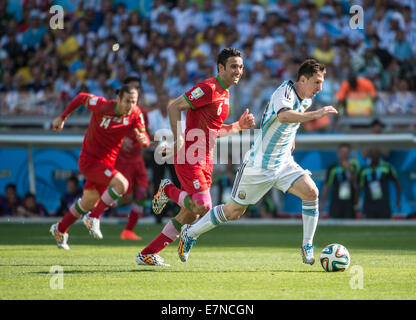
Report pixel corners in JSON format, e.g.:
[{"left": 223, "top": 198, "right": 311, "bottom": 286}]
[{"left": 183, "top": 94, "right": 195, "bottom": 110}]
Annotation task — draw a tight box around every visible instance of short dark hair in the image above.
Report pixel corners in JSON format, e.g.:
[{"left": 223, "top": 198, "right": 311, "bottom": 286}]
[
  {"left": 123, "top": 76, "right": 141, "bottom": 90},
  {"left": 115, "top": 85, "right": 138, "bottom": 99},
  {"left": 24, "top": 192, "right": 35, "bottom": 200},
  {"left": 348, "top": 72, "right": 358, "bottom": 89},
  {"left": 338, "top": 143, "right": 351, "bottom": 150},
  {"left": 296, "top": 59, "right": 326, "bottom": 80},
  {"left": 5, "top": 183, "right": 16, "bottom": 191},
  {"left": 217, "top": 47, "right": 243, "bottom": 71},
  {"left": 67, "top": 175, "right": 79, "bottom": 185}
]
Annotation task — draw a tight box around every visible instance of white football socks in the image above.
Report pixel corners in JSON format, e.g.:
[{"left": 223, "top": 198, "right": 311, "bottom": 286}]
[
  {"left": 187, "top": 205, "right": 228, "bottom": 238},
  {"left": 302, "top": 200, "right": 319, "bottom": 246}
]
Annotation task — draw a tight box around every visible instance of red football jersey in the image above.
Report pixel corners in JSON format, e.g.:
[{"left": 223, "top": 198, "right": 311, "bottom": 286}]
[
  {"left": 179, "top": 75, "right": 230, "bottom": 165},
  {"left": 60, "top": 93, "right": 146, "bottom": 167}
]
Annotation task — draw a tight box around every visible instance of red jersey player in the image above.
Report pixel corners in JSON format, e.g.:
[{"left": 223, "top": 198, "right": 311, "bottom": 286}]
[
  {"left": 115, "top": 128, "right": 149, "bottom": 240},
  {"left": 86, "top": 77, "right": 150, "bottom": 241},
  {"left": 137, "top": 48, "right": 255, "bottom": 266},
  {"left": 50, "top": 86, "right": 150, "bottom": 250}
]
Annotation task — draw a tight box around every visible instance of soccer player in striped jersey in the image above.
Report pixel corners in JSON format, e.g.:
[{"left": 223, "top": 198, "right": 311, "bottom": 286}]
[
  {"left": 179, "top": 59, "right": 338, "bottom": 265},
  {"left": 50, "top": 86, "right": 150, "bottom": 250}
]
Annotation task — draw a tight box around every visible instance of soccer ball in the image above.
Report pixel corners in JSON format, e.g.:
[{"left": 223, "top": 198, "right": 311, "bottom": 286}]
[{"left": 320, "top": 243, "right": 350, "bottom": 272}]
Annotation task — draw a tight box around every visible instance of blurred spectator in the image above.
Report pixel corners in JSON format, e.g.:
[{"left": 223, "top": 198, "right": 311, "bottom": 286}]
[
  {"left": 2, "top": 30, "right": 24, "bottom": 58},
  {"left": 311, "top": 33, "right": 335, "bottom": 65},
  {"left": 386, "top": 78, "right": 416, "bottom": 115},
  {"left": 0, "top": 184, "right": 21, "bottom": 216},
  {"left": 56, "top": 24, "right": 79, "bottom": 68},
  {"left": 354, "top": 47, "right": 385, "bottom": 90},
  {"left": 17, "top": 192, "right": 48, "bottom": 217},
  {"left": 320, "top": 143, "right": 360, "bottom": 219},
  {"left": 357, "top": 149, "right": 401, "bottom": 219},
  {"left": 21, "top": 9, "right": 47, "bottom": 51},
  {"left": 370, "top": 34, "right": 393, "bottom": 69},
  {"left": 0, "top": 0, "right": 414, "bottom": 122},
  {"left": 56, "top": 175, "right": 82, "bottom": 217},
  {"left": 171, "top": 0, "right": 195, "bottom": 35},
  {"left": 392, "top": 29, "right": 413, "bottom": 63},
  {"left": 336, "top": 73, "right": 377, "bottom": 116}
]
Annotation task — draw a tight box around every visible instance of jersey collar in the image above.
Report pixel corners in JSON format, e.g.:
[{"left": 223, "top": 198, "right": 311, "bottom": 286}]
[
  {"left": 216, "top": 75, "right": 229, "bottom": 91},
  {"left": 288, "top": 80, "right": 303, "bottom": 102},
  {"left": 114, "top": 101, "right": 122, "bottom": 116}
]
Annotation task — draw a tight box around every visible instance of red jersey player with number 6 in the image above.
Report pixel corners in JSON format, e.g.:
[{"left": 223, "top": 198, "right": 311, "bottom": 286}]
[
  {"left": 50, "top": 86, "right": 150, "bottom": 250},
  {"left": 136, "top": 48, "right": 255, "bottom": 266}
]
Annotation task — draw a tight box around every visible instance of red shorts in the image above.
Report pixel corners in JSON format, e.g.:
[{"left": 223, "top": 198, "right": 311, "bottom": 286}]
[
  {"left": 79, "top": 154, "right": 119, "bottom": 195},
  {"left": 174, "top": 163, "right": 213, "bottom": 195},
  {"left": 115, "top": 157, "right": 148, "bottom": 194}
]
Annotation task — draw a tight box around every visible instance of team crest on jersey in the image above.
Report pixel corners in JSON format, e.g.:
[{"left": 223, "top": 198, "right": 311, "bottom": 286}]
[
  {"left": 190, "top": 87, "right": 204, "bottom": 100},
  {"left": 123, "top": 117, "right": 129, "bottom": 125},
  {"left": 238, "top": 191, "right": 246, "bottom": 200},
  {"left": 104, "top": 169, "right": 112, "bottom": 177},
  {"left": 193, "top": 179, "right": 201, "bottom": 190}
]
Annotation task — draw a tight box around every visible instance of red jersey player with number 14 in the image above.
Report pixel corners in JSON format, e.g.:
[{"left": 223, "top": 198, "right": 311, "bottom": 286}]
[
  {"left": 136, "top": 48, "right": 255, "bottom": 266},
  {"left": 50, "top": 86, "right": 150, "bottom": 250}
]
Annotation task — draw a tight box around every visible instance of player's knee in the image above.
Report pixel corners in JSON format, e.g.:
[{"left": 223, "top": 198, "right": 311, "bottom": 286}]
[
  {"left": 193, "top": 203, "right": 209, "bottom": 216},
  {"left": 80, "top": 190, "right": 100, "bottom": 211},
  {"left": 304, "top": 185, "right": 319, "bottom": 201},
  {"left": 112, "top": 174, "right": 129, "bottom": 195},
  {"left": 190, "top": 192, "right": 212, "bottom": 216}
]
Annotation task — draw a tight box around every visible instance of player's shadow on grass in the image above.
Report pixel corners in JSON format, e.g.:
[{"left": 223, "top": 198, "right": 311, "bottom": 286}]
[{"left": 30, "top": 269, "right": 322, "bottom": 274}]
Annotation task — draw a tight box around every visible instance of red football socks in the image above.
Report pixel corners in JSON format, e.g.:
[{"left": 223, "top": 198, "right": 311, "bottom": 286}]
[
  {"left": 58, "top": 211, "right": 79, "bottom": 233},
  {"left": 141, "top": 218, "right": 182, "bottom": 254},
  {"left": 89, "top": 187, "right": 121, "bottom": 219}
]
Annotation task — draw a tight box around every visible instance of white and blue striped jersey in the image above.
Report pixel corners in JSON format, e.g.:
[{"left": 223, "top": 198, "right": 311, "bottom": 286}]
[{"left": 247, "top": 80, "right": 312, "bottom": 170}]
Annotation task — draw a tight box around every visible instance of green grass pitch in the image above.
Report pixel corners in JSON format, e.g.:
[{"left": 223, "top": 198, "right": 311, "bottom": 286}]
[{"left": 0, "top": 222, "right": 415, "bottom": 300}]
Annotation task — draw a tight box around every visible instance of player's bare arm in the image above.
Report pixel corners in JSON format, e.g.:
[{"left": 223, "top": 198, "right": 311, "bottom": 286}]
[
  {"left": 167, "top": 95, "right": 190, "bottom": 153},
  {"left": 218, "top": 108, "right": 255, "bottom": 137},
  {"left": 52, "top": 93, "right": 93, "bottom": 132},
  {"left": 278, "top": 106, "right": 338, "bottom": 123}
]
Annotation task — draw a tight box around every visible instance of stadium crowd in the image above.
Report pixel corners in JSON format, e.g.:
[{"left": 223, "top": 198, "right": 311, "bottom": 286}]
[
  {"left": 0, "top": 0, "right": 415, "bottom": 125},
  {"left": 0, "top": 0, "right": 415, "bottom": 219}
]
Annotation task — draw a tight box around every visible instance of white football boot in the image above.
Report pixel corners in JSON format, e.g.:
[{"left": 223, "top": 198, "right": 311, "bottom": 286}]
[
  {"left": 50, "top": 223, "right": 70, "bottom": 250},
  {"left": 301, "top": 243, "right": 316, "bottom": 265},
  {"left": 82, "top": 213, "right": 103, "bottom": 239},
  {"left": 178, "top": 224, "right": 197, "bottom": 262}
]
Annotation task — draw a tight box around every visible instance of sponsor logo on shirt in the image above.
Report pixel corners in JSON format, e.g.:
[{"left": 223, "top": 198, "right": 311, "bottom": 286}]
[{"left": 190, "top": 87, "right": 204, "bottom": 100}]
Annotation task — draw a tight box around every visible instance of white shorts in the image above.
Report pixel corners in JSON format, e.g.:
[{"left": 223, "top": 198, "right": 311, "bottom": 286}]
[{"left": 230, "top": 157, "right": 311, "bottom": 206}]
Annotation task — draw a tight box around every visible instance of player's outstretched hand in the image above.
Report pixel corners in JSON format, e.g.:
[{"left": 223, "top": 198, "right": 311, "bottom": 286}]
[
  {"left": 319, "top": 106, "right": 338, "bottom": 118},
  {"left": 52, "top": 117, "right": 65, "bottom": 132},
  {"left": 238, "top": 108, "right": 255, "bottom": 129}
]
